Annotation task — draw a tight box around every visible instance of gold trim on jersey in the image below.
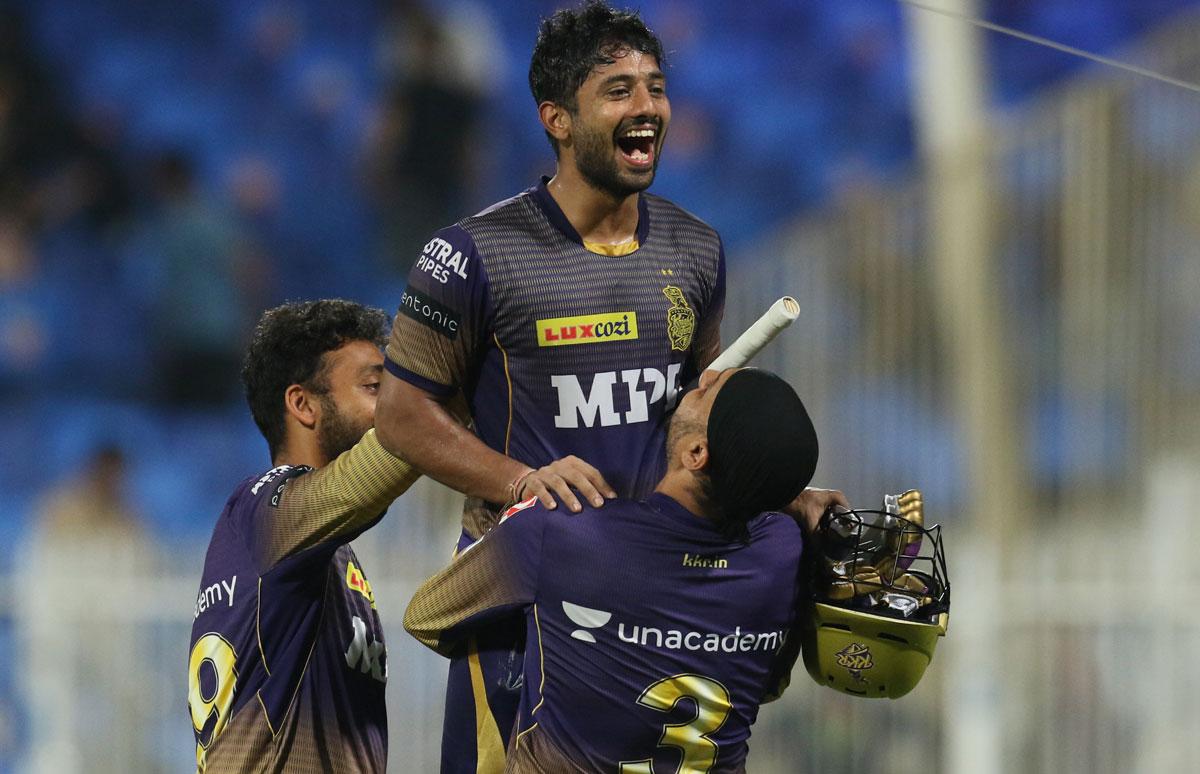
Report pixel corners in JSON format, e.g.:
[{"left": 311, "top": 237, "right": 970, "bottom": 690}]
[
  {"left": 467, "top": 635, "right": 507, "bottom": 774},
  {"left": 259, "top": 569, "right": 331, "bottom": 742},
  {"left": 255, "top": 690, "right": 276, "bottom": 737},
  {"left": 531, "top": 603, "right": 546, "bottom": 715},
  {"left": 513, "top": 721, "right": 540, "bottom": 754},
  {"left": 256, "top": 578, "right": 270, "bottom": 676},
  {"left": 583, "top": 237, "right": 639, "bottom": 256},
  {"left": 494, "top": 333, "right": 514, "bottom": 456},
  {"left": 512, "top": 603, "right": 546, "bottom": 755}
]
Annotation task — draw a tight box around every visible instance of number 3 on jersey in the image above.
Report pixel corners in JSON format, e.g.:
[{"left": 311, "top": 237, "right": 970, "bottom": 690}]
[
  {"left": 188, "top": 633, "right": 238, "bottom": 768},
  {"left": 620, "top": 674, "right": 733, "bottom": 774}
]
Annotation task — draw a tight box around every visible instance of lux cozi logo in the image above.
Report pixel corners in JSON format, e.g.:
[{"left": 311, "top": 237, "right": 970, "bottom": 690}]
[{"left": 537, "top": 312, "right": 638, "bottom": 347}]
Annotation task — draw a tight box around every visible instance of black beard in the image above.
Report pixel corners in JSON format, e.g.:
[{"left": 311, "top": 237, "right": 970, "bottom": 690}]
[
  {"left": 573, "top": 122, "right": 658, "bottom": 199},
  {"left": 317, "top": 396, "right": 370, "bottom": 463},
  {"left": 665, "top": 412, "right": 706, "bottom": 462}
]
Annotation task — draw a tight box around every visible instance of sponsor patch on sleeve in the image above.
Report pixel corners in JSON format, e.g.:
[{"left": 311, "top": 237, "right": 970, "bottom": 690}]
[
  {"left": 398, "top": 289, "right": 462, "bottom": 340},
  {"left": 414, "top": 235, "right": 472, "bottom": 284}
]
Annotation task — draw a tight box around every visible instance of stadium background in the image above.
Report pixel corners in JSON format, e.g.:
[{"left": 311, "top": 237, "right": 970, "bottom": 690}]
[{"left": 2, "top": 0, "right": 1199, "bottom": 771}]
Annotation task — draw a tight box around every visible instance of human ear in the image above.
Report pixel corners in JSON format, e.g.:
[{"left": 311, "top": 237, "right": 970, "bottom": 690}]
[
  {"left": 681, "top": 437, "right": 709, "bottom": 472},
  {"left": 538, "top": 101, "right": 572, "bottom": 145},
  {"left": 283, "top": 384, "right": 319, "bottom": 430}
]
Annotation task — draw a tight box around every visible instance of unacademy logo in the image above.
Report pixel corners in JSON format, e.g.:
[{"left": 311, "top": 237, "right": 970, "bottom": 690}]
[
  {"left": 562, "top": 601, "right": 612, "bottom": 643},
  {"left": 561, "top": 599, "right": 787, "bottom": 654}
]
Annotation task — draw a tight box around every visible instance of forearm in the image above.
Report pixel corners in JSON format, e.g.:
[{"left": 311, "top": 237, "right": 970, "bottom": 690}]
[{"left": 376, "top": 373, "right": 529, "bottom": 504}]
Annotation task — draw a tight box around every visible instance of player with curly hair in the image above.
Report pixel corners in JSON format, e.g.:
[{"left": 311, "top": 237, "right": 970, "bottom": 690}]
[{"left": 187, "top": 299, "right": 419, "bottom": 773}]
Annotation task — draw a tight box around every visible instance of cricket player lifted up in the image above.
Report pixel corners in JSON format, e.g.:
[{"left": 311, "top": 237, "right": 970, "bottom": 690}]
[
  {"left": 375, "top": 2, "right": 839, "bottom": 770},
  {"left": 375, "top": 4, "right": 725, "bottom": 769}
]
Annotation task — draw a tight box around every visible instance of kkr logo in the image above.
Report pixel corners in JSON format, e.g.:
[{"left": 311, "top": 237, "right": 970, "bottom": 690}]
[
  {"left": 562, "top": 601, "right": 612, "bottom": 644},
  {"left": 398, "top": 290, "right": 461, "bottom": 340},
  {"left": 835, "top": 642, "right": 874, "bottom": 683},
  {"left": 551, "top": 364, "right": 682, "bottom": 428},
  {"left": 536, "top": 312, "right": 638, "bottom": 347},
  {"left": 663, "top": 286, "right": 695, "bottom": 351}
]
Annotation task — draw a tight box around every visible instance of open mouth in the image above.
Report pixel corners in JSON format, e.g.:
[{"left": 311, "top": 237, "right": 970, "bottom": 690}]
[{"left": 617, "top": 127, "right": 656, "bottom": 168}]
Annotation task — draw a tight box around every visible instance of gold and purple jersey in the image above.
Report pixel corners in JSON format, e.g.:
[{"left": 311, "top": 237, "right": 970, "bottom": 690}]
[
  {"left": 385, "top": 178, "right": 726, "bottom": 539},
  {"left": 405, "top": 493, "right": 805, "bottom": 773},
  {"left": 187, "top": 431, "right": 418, "bottom": 773}
]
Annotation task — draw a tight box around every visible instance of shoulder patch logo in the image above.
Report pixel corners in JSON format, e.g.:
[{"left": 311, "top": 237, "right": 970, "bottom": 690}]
[
  {"left": 663, "top": 286, "right": 695, "bottom": 351},
  {"left": 250, "top": 465, "right": 292, "bottom": 495},
  {"left": 346, "top": 560, "right": 376, "bottom": 609},
  {"left": 415, "top": 236, "right": 470, "bottom": 284},
  {"left": 399, "top": 289, "right": 461, "bottom": 340}
]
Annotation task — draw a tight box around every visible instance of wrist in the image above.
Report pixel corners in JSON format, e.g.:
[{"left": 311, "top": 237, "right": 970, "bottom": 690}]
[{"left": 506, "top": 467, "right": 536, "bottom": 505}]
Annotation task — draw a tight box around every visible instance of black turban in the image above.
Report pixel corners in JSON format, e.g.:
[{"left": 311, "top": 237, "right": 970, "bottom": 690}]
[{"left": 705, "top": 369, "right": 819, "bottom": 523}]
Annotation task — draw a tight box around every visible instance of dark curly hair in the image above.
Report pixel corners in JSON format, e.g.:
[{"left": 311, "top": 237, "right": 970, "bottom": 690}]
[
  {"left": 241, "top": 299, "right": 389, "bottom": 459},
  {"left": 528, "top": 0, "right": 666, "bottom": 154}
]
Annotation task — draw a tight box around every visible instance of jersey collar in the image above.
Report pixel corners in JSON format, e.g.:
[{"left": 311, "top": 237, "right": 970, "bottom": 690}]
[
  {"left": 646, "top": 491, "right": 719, "bottom": 532},
  {"left": 532, "top": 176, "right": 650, "bottom": 249}
]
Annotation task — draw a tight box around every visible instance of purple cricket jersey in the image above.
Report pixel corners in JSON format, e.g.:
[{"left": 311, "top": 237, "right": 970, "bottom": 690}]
[
  {"left": 405, "top": 493, "right": 806, "bottom": 773},
  {"left": 384, "top": 178, "right": 726, "bottom": 770},
  {"left": 385, "top": 177, "right": 726, "bottom": 539},
  {"left": 188, "top": 432, "right": 415, "bottom": 773}
]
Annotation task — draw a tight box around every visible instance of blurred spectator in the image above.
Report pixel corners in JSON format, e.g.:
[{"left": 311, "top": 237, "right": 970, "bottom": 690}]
[
  {"left": 18, "top": 444, "right": 159, "bottom": 773},
  {"left": 141, "top": 149, "right": 265, "bottom": 407},
  {"left": 31, "top": 444, "right": 140, "bottom": 538},
  {"left": 0, "top": 8, "right": 132, "bottom": 240},
  {"left": 365, "top": 1, "right": 487, "bottom": 274}
]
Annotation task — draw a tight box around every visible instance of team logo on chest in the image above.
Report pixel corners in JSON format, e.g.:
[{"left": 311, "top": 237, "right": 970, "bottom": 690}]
[{"left": 663, "top": 286, "right": 695, "bottom": 351}]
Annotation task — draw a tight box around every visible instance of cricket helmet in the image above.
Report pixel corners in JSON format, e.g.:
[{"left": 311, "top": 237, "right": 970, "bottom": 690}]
[{"left": 801, "top": 490, "right": 950, "bottom": 699}]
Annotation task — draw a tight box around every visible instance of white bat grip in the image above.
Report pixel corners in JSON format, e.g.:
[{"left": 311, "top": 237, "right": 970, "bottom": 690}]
[{"left": 707, "top": 296, "right": 799, "bottom": 371}]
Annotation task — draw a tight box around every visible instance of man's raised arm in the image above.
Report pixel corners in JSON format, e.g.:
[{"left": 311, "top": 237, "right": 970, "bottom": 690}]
[{"left": 376, "top": 371, "right": 614, "bottom": 512}]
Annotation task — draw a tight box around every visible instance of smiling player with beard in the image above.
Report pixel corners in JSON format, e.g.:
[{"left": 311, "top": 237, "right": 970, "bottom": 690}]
[
  {"left": 187, "top": 300, "right": 422, "bottom": 773},
  {"left": 373, "top": 2, "right": 730, "bottom": 770}
]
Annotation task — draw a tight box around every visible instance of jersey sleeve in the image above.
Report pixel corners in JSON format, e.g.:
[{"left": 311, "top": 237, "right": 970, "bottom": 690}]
[
  {"left": 691, "top": 237, "right": 726, "bottom": 372},
  {"left": 244, "top": 429, "right": 420, "bottom": 571},
  {"left": 384, "top": 224, "right": 490, "bottom": 397},
  {"left": 403, "top": 501, "right": 544, "bottom": 657}
]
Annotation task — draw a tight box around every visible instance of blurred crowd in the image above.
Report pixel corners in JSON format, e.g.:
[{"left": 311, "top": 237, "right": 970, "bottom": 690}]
[{"left": 0, "top": 0, "right": 1195, "bottom": 541}]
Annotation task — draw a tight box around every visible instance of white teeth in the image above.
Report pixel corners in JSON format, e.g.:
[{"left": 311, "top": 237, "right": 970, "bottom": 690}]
[
  {"left": 629, "top": 148, "right": 649, "bottom": 161},
  {"left": 622, "top": 128, "right": 656, "bottom": 138}
]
